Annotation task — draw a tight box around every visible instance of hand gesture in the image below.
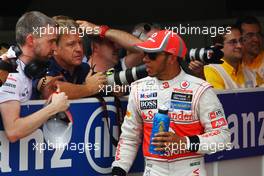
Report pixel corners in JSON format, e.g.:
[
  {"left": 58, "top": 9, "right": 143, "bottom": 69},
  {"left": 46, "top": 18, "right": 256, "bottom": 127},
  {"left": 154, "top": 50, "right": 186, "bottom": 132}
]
[
  {"left": 49, "top": 88, "right": 69, "bottom": 114},
  {"left": 85, "top": 70, "right": 107, "bottom": 95}
]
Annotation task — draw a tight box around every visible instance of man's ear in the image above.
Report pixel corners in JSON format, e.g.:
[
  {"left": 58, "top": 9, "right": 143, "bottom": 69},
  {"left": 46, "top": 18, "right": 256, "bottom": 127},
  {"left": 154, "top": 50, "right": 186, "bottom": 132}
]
[
  {"left": 91, "top": 42, "right": 99, "bottom": 53},
  {"left": 53, "top": 45, "right": 58, "bottom": 56},
  {"left": 168, "top": 55, "right": 178, "bottom": 64},
  {"left": 25, "top": 34, "right": 34, "bottom": 47}
]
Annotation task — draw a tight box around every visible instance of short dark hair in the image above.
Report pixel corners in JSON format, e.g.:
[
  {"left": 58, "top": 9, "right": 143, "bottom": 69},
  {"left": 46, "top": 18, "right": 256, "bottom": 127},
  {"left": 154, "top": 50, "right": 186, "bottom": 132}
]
[
  {"left": 16, "top": 11, "right": 57, "bottom": 45},
  {"left": 212, "top": 25, "right": 240, "bottom": 45},
  {"left": 235, "top": 16, "right": 261, "bottom": 32},
  {"left": 90, "top": 36, "right": 114, "bottom": 46}
]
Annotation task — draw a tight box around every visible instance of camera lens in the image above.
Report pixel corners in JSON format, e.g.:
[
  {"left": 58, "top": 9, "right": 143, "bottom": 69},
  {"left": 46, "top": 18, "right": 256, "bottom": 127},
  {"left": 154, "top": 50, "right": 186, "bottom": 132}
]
[
  {"left": 106, "top": 64, "right": 148, "bottom": 86},
  {"left": 188, "top": 46, "right": 223, "bottom": 64}
]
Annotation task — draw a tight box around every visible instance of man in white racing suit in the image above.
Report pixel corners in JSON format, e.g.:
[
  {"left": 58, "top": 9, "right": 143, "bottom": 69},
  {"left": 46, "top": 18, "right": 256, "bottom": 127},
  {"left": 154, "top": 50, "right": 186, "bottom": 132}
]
[{"left": 112, "top": 30, "right": 231, "bottom": 176}]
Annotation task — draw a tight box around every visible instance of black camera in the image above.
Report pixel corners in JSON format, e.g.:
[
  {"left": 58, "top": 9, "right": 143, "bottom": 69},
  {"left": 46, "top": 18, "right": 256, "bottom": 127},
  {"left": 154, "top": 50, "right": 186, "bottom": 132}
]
[
  {"left": 0, "top": 59, "right": 17, "bottom": 73},
  {"left": 5, "top": 45, "right": 50, "bottom": 79},
  {"left": 106, "top": 64, "right": 148, "bottom": 86},
  {"left": 187, "top": 46, "right": 224, "bottom": 64},
  {"left": 0, "top": 45, "right": 22, "bottom": 73}
]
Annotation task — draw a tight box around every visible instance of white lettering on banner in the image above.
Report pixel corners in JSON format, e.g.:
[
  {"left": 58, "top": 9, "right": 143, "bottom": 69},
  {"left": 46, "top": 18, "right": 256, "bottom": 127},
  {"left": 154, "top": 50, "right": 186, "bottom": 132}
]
[
  {"left": 227, "top": 111, "right": 264, "bottom": 149},
  {"left": 84, "top": 105, "right": 119, "bottom": 174},
  {"left": 0, "top": 131, "right": 11, "bottom": 172},
  {"left": 51, "top": 148, "right": 71, "bottom": 168},
  {"left": 258, "top": 111, "right": 264, "bottom": 146},
  {"left": 94, "top": 118, "right": 118, "bottom": 158},
  {"left": 0, "top": 129, "right": 72, "bottom": 173},
  {"left": 19, "top": 130, "right": 44, "bottom": 171},
  {"left": 242, "top": 112, "right": 256, "bottom": 148},
  {"left": 227, "top": 114, "right": 239, "bottom": 149},
  {"left": 94, "top": 118, "right": 114, "bottom": 158}
]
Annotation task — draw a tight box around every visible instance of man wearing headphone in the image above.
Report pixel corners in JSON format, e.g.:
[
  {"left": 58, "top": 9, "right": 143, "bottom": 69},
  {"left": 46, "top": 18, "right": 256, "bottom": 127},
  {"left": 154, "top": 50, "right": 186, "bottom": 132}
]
[{"left": 0, "top": 11, "right": 69, "bottom": 142}]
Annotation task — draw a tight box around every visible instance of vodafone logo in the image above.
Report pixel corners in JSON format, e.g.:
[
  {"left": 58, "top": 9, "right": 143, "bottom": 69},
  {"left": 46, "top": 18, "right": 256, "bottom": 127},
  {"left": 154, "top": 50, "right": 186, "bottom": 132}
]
[
  {"left": 180, "top": 81, "right": 190, "bottom": 89},
  {"left": 151, "top": 32, "right": 158, "bottom": 38},
  {"left": 147, "top": 32, "right": 158, "bottom": 42},
  {"left": 162, "top": 82, "right": 170, "bottom": 89}
]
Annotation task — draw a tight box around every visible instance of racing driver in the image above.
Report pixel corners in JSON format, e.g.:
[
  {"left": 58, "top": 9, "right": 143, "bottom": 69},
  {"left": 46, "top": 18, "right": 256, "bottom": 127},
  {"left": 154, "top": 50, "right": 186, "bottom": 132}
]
[{"left": 111, "top": 30, "right": 231, "bottom": 176}]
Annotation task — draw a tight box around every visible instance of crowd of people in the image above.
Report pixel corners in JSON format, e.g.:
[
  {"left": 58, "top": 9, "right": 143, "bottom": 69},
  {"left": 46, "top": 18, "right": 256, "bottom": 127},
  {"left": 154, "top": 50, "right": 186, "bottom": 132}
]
[
  {"left": 0, "top": 11, "right": 263, "bottom": 176},
  {"left": 189, "top": 16, "right": 264, "bottom": 89}
]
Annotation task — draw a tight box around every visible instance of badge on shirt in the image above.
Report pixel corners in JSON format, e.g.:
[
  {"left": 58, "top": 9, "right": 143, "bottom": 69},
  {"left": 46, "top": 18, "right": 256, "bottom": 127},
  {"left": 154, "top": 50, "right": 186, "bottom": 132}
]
[
  {"left": 140, "top": 100, "right": 157, "bottom": 110},
  {"left": 170, "top": 101, "right": 191, "bottom": 110},
  {"left": 140, "top": 92, "right": 157, "bottom": 99},
  {"left": 171, "top": 92, "right": 192, "bottom": 102}
]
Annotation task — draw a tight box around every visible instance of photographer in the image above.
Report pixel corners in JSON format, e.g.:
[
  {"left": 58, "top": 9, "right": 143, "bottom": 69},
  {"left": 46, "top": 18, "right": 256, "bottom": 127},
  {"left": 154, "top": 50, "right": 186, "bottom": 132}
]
[
  {"left": 33, "top": 16, "right": 107, "bottom": 99},
  {"left": 189, "top": 26, "right": 260, "bottom": 89},
  {"left": 0, "top": 11, "right": 69, "bottom": 142}
]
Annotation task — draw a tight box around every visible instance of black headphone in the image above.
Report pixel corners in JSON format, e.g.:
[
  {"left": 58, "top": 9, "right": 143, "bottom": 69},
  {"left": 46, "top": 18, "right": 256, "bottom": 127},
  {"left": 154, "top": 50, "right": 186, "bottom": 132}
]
[{"left": 9, "top": 45, "right": 49, "bottom": 79}]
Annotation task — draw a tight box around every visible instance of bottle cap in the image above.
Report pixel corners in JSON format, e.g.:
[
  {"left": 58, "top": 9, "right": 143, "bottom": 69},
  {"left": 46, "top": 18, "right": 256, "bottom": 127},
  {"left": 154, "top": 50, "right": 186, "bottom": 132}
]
[{"left": 158, "top": 105, "right": 169, "bottom": 114}]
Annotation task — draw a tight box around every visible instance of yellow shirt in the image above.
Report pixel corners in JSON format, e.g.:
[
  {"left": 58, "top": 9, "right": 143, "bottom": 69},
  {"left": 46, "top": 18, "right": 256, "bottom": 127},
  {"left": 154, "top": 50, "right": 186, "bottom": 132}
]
[
  {"left": 244, "top": 50, "right": 264, "bottom": 69},
  {"left": 243, "top": 50, "right": 264, "bottom": 85},
  {"left": 204, "top": 60, "right": 245, "bottom": 90}
]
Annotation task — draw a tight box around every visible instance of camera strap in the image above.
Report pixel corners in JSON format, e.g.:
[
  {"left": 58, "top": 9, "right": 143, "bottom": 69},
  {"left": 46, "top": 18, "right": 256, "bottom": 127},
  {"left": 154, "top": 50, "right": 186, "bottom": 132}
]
[
  {"left": 95, "top": 94, "right": 124, "bottom": 147},
  {"left": 113, "top": 95, "right": 124, "bottom": 135}
]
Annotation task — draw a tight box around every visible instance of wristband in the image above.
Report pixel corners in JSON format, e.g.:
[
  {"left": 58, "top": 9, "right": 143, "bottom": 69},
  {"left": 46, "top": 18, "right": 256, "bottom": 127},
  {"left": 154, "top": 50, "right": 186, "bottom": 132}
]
[
  {"left": 188, "top": 135, "right": 200, "bottom": 152},
  {"left": 99, "top": 25, "right": 110, "bottom": 38}
]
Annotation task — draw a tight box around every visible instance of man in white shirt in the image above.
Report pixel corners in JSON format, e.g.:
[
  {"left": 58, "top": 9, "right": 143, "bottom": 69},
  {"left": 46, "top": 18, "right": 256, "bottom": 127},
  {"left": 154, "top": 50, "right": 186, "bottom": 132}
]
[{"left": 0, "top": 11, "right": 69, "bottom": 142}]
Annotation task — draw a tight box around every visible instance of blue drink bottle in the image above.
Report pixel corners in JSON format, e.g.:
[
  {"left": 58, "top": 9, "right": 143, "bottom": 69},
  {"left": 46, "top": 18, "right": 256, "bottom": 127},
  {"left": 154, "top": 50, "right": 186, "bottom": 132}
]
[{"left": 149, "top": 107, "right": 170, "bottom": 155}]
